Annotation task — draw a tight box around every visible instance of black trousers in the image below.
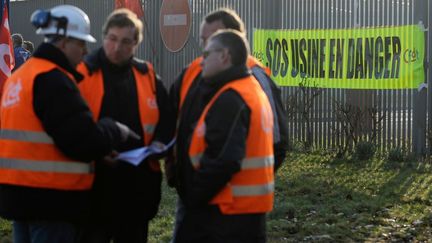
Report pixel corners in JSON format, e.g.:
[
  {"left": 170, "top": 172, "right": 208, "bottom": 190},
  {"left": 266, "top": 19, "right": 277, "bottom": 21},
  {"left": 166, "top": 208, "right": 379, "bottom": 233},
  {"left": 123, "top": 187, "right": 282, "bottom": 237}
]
[
  {"left": 174, "top": 205, "right": 266, "bottom": 243},
  {"left": 77, "top": 220, "right": 149, "bottom": 243}
]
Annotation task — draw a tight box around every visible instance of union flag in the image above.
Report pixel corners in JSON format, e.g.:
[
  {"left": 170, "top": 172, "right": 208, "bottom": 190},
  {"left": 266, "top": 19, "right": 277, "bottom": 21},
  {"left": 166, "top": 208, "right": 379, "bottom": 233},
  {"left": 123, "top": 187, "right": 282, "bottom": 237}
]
[
  {"left": 115, "top": 0, "right": 144, "bottom": 18},
  {"left": 0, "top": 0, "right": 13, "bottom": 99}
]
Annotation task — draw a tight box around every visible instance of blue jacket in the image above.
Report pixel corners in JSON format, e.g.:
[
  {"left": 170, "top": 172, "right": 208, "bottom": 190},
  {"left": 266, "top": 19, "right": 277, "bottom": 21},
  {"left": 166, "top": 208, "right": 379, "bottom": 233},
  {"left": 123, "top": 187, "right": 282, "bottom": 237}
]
[{"left": 13, "top": 46, "right": 30, "bottom": 72}]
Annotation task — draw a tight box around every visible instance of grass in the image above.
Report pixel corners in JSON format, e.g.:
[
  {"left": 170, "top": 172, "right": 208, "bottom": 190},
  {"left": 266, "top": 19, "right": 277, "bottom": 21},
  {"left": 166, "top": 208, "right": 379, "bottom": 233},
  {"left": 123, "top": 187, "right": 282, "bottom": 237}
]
[
  {"left": 0, "top": 217, "right": 11, "bottom": 243},
  {"left": 266, "top": 152, "right": 432, "bottom": 242},
  {"left": 2, "top": 152, "right": 432, "bottom": 242}
]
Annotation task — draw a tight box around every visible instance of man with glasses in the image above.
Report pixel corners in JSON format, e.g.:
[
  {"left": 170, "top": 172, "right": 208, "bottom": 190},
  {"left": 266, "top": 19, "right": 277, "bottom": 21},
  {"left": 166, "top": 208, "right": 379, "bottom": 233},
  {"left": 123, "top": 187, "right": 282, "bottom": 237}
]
[
  {"left": 0, "top": 5, "right": 138, "bottom": 243},
  {"left": 173, "top": 29, "right": 274, "bottom": 242},
  {"left": 168, "top": 8, "right": 288, "bottom": 242},
  {"left": 77, "top": 8, "right": 173, "bottom": 243}
]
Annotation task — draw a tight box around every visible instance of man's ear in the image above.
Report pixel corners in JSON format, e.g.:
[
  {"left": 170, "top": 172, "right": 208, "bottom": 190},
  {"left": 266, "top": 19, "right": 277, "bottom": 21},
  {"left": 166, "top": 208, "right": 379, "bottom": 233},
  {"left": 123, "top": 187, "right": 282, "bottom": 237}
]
[
  {"left": 221, "top": 48, "right": 231, "bottom": 65},
  {"left": 54, "top": 37, "right": 68, "bottom": 51}
]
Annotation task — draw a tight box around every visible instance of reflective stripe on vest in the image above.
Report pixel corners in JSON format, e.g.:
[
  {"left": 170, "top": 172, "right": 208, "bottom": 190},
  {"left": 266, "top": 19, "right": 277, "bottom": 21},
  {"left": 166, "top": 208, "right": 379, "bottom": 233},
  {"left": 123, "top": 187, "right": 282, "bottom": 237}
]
[
  {"left": 0, "top": 158, "right": 91, "bottom": 174},
  {"left": 232, "top": 182, "right": 274, "bottom": 196},
  {"left": 189, "top": 153, "right": 201, "bottom": 168},
  {"left": 143, "top": 124, "right": 156, "bottom": 135},
  {"left": 0, "top": 130, "right": 91, "bottom": 171},
  {"left": 190, "top": 152, "right": 274, "bottom": 198},
  {"left": 188, "top": 75, "right": 274, "bottom": 214},
  {"left": 0, "top": 129, "right": 54, "bottom": 144},
  {"left": 190, "top": 153, "right": 274, "bottom": 170},
  {"left": 0, "top": 58, "right": 93, "bottom": 190}
]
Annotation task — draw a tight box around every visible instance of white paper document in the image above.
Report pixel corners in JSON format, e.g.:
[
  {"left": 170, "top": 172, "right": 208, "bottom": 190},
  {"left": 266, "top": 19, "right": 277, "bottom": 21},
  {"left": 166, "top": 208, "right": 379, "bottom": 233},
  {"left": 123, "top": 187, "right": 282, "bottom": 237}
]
[{"left": 116, "top": 138, "right": 176, "bottom": 166}]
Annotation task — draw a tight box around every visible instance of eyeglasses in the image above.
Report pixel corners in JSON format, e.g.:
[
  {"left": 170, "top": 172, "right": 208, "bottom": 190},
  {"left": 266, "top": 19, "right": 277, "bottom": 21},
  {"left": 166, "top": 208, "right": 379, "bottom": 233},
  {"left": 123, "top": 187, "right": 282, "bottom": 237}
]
[
  {"left": 104, "top": 34, "right": 136, "bottom": 47},
  {"left": 202, "top": 48, "right": 224, "bottom": 59}
]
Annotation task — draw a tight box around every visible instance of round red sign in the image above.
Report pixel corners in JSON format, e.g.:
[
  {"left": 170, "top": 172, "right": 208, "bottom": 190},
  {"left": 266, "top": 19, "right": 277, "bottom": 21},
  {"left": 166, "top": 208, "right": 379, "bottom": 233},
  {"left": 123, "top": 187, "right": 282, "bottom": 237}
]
[{"left": 159, "top": 0, "right": 191, "bottom": 52}]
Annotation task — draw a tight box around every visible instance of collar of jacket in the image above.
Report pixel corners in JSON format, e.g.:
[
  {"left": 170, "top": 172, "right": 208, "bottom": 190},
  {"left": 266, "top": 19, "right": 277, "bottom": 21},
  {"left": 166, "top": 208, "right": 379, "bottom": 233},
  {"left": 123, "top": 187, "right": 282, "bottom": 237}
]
[
  {"left": 33, "top": 43, "right": 84, "bottom": 83},
  {"left": 204, "top": 64, "right": 250, "bottom": 88},
  {"left": 83, "top": 48, "right": 149, "bottom": 75},
  {"left": 200, "top": 64, "right": 251, "bottom": 103}
]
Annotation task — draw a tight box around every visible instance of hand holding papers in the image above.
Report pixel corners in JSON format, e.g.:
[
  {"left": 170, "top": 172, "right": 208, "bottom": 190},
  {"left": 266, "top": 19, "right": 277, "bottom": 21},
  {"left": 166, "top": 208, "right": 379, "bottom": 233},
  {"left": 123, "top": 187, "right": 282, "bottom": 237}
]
[{"left": 116, "top": 138, "right": 176, "bottom": 166}]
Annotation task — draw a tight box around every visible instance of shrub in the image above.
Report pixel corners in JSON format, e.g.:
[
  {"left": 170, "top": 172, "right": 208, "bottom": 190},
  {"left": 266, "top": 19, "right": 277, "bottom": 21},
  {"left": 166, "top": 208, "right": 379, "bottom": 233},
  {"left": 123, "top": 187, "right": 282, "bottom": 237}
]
[
  {"left": 387, "top": 147, "right": 405, "bottom": 162},
  {"left": 286, "top": 140, "right": 295, "bottom": 152},
  {"left": 354, "top": 141, "right": 376, "bottom": 160}
]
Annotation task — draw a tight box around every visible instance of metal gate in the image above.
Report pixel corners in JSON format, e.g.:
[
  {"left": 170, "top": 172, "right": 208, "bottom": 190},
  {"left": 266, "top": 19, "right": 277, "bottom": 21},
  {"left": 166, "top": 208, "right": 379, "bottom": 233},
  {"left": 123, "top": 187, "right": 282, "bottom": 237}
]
[{"left": 9, "top": 0, "right": 432, "bottom": 154}]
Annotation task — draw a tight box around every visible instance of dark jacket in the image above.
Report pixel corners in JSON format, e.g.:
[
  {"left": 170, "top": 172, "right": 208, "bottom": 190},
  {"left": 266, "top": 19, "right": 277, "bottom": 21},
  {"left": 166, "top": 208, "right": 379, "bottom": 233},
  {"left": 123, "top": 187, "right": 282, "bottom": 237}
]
[
  {"left": 170, "top": 56, "right": 288, "bottom": 173},
  {"left": 0, "top": 43, "right": 123, "bottom": 222},
  {"left": 81, "top": 48, "right": 174, "bottom": 224},
  {"left": 250, "top": 66, "right": 288, "bottom": 170},
  {"left": 170, "top": 65, "right": 266, "bottom": 242}
]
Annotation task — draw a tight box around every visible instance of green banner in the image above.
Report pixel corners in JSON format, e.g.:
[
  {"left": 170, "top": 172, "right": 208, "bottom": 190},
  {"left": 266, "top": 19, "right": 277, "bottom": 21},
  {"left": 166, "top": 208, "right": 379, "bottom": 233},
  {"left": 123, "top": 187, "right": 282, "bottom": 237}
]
[{"left": 253, "top": 25, "right": 424, "bottom": 89}]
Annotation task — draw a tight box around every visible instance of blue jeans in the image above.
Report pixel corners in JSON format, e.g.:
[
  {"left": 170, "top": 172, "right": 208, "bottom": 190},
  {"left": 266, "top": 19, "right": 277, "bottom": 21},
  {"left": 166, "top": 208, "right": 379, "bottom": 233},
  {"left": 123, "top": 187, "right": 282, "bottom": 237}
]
[{"left": 13, "top": 220, "right": 77, "bottom": 243}]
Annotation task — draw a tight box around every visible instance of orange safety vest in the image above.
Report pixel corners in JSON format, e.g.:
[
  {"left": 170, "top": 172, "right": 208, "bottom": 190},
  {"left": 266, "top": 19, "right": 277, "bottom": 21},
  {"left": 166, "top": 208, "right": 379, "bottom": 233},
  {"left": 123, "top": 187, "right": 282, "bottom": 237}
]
[
  {"left": 77, "top": 62, "right": 160, "bottom": 169},
  {"left": 179, "top": 57, "right": 203, "bottom": 110},
  {"left": 77, "top": 62, "right": 159, "bottom": 145},
  {"left": 179, "top": 55, "right": 270, "bottom": 111},
  {"left": 188, "top": 75, "right": 275, "bottom": 215},
  {"left": 0, "top": 58, "right": 94, "bottom": 190}
]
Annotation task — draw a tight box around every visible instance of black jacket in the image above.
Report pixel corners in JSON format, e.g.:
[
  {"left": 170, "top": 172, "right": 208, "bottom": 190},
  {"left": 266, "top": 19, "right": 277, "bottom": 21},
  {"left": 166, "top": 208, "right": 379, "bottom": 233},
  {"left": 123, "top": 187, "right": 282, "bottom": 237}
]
[
  {"left": 80, "top": 48, "right": 174, "bottom": 224},
  {"left": 170, "top": 57, "right": 288, "bottom": 173},
  {"left": 170, "top": 65, "right": 266, "bottom": 242},
  {"left": 0, "top": 43, "right": 123, "bottom": 222}
]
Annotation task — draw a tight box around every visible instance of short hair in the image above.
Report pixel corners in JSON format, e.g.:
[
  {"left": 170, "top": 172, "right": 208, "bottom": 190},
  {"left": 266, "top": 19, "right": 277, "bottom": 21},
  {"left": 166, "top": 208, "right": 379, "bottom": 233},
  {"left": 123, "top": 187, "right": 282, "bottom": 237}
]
[
  {"left": 11, "top": 33, "right": 23, "bottom": 47},
  {"left": 102, "top": 8, "right": 143, "bottom": 43},
  {"left": 23, "top": 40, "right": 34, "bottom": 54},
  {"left": 204, "top": 8, "right": 245, "bottom": 34},
  {"left": 208, "top": 29, "right": 249, "bottom": 66}
]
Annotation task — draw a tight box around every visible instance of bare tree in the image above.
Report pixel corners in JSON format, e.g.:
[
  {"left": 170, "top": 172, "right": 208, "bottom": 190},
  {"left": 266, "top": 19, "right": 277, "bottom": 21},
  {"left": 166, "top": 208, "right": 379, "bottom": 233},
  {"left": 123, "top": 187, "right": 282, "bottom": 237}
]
[
  {"left": 332, "top": 100, "right": 385, "bottom": 157},
  {"left": 286, "top": 76, "right": 322, "bottom": 150}
]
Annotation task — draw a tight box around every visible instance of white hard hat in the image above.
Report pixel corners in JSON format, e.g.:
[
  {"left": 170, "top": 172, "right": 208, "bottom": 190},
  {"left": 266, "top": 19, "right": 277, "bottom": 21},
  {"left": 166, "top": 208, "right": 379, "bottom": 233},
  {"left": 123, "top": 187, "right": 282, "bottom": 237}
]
[{"left": 34, "top": 5, "right": 96, "bottom": 43}]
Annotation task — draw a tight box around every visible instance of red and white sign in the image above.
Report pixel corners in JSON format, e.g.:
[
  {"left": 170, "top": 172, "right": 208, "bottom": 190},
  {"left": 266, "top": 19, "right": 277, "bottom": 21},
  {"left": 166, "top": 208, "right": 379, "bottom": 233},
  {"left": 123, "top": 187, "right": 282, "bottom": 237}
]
[
  {"left": 159, "top": 0, "right": 191, "bottom": 52},
  {"left": 0, "top": 1, "right": 13, "bottom": 99}
]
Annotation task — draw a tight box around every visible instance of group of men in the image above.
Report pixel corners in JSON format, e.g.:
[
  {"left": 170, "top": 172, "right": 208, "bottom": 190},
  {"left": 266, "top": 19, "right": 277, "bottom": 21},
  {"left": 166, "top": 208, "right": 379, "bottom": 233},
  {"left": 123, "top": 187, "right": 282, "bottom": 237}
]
[
  {"left": 11, "top": 33, "right": 34, "bottom": 71},
  {"left": 0, "top": 4, "right": 288, "bottom": 243}
]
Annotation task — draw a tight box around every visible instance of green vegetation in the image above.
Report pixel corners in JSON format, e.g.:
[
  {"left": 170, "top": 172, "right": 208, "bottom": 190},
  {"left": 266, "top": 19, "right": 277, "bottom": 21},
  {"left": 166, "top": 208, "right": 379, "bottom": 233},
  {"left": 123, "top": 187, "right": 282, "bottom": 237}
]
[
  {"left": 0, "top": 217, "right": 11, "bottom": 243},
  {"left": 267, "top": 152, "right": 432, "bottom": 242},
  {"left": 2, "top": 152, "right": 432, "bottom": 242}
]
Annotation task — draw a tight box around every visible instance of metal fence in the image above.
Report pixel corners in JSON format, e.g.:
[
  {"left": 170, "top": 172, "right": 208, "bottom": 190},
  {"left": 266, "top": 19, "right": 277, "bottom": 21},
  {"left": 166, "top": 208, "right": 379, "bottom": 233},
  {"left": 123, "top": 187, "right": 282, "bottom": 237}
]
[{"left": 9, "top": 0, "right": 432, "bottom": 154}]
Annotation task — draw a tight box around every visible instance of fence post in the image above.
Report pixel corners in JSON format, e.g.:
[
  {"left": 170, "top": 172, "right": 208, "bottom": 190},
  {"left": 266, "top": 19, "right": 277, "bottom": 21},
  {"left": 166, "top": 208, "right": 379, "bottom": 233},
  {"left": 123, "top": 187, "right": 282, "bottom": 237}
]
[
  {"left": 413, "top": 2, "right": 428, "bottom": 155},
  {"left": 426, "top": 0, "right": 432, "bottom": 155},
  {"left": 261, "top": 0, "right": 282, "bottom": 29},
  {"left": 414, "top": 90, "right": 427, "bottom": 155}
]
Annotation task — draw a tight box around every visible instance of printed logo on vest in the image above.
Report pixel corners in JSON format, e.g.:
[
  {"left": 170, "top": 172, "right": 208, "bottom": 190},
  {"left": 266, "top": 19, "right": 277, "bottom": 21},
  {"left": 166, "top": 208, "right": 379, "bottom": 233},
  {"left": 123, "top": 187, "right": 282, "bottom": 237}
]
[
  {"left": 2, "top": 79, "right": 22, "bottom": 108},
  {"left": 147, "top": 97, "right": 158, "bottom": 109},
  {"left": 261, "top": 106, "right": 272, "bottom": 133}
]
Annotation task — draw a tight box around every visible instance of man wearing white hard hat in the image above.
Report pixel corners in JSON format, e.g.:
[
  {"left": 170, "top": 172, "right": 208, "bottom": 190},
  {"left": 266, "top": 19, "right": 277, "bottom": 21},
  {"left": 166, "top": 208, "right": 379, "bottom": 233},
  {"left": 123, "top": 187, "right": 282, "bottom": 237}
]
[{"left": 0, "top": 5, "right": 138, "bottom": 243}]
